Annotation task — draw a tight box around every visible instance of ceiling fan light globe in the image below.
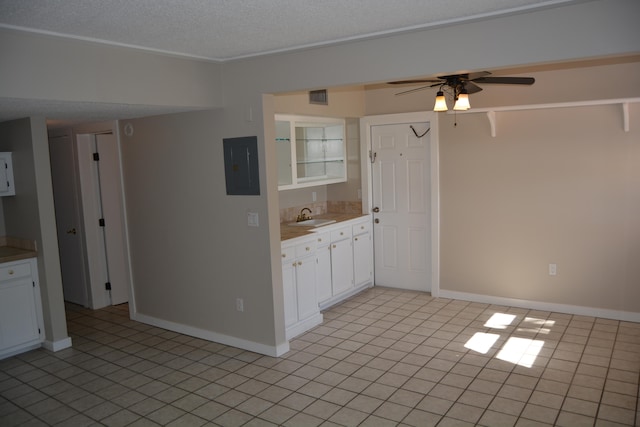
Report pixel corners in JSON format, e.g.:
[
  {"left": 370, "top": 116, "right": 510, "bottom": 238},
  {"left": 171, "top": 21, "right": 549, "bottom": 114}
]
[
  {"left": 453, "top": 93, "right": 470, "bottom": 110},
  {"left": 433, "top": 91, "right": 448, "bottom": 111}
]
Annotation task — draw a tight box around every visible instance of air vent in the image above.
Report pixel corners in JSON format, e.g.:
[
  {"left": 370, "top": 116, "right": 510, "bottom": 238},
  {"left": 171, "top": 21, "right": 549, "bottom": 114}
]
[{"left": 309, "top": 89, "right": 328, "bottom": 105}]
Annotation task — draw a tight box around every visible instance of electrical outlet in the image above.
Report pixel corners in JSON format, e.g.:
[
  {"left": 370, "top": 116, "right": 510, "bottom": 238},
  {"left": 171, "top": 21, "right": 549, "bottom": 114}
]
[
  {"left": 549, "top": 263, "right": 557, "bottom": 276},
  {"left": 236, "top": 298, "right": 244, "bottom": 312},
  {"left": 312, "top": 191, "right": 317, "bottom": 202}
]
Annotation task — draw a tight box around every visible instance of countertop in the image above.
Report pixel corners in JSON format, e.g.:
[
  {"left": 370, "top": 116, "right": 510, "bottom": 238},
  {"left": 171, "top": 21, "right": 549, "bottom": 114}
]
[
  {"left": 280, "top": 213, "right": 369, "bottom": 241},
  {"left": 0, "top": 237, "right": 38, "bottom": 263}
]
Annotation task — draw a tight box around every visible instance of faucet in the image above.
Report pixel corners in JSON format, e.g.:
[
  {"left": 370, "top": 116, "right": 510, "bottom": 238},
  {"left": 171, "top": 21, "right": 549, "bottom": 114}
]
[{"left": 297, "top": 207, "right": 312, "bottom": 222}]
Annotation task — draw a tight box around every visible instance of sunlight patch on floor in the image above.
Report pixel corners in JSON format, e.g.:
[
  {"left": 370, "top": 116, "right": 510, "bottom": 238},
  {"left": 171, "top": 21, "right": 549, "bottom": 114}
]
[{"left": 465, "top": 312, "right": 547, "bottom": 368}]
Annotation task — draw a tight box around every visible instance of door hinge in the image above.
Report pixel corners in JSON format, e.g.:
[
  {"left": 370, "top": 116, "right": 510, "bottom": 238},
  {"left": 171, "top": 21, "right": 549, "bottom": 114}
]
[
  {"left": 105, "top": 282, "right": 111, "bottom": 290},
  {"left": 93, "top": 153, "right": 100, "bottom": 161},
  {"left": 99, "top": 218, "right": 105, "bottom": 227}
]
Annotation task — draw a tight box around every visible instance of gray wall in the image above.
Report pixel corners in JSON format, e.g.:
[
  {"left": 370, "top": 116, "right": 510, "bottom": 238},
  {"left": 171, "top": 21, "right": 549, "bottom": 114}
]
[{"left": 0, "top": 117, "right": 68, "bottom": 344}]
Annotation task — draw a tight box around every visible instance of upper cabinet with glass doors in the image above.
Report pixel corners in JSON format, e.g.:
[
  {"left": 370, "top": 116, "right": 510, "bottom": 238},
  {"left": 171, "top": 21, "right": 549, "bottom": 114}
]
[{"left": 276, "top": 115, "right": 347, "bottom": 190}]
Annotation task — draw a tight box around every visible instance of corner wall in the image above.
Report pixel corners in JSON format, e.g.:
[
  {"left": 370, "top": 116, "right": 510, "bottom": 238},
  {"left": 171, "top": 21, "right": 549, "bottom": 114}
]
[{"left": 0, "top": 117, "right": 70, "bottom": 349}]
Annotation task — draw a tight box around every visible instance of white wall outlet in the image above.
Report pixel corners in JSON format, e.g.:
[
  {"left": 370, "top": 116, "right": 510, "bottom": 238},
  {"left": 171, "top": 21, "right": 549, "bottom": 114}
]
[
  {"left": 236, "top": 298, "right": 244, "bottom": 312},
  {"left": 312, "top": 191, "right": 317, "bottom": 202},
  {"left": 549, "top": 263, "right": 557, "bottom": 276}
]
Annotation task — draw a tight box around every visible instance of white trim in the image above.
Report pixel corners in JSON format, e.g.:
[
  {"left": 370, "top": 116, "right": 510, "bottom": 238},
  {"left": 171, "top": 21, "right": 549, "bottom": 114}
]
[
  {"left": 439, "top": 289, "right": 640, "bottom": 323},
  {"left": 360, "top": 112, "right": 440, "bottom": 296},
  {"left": 133, "top": 312, "right": 290, "bottom": 357},
  {"left": 42, "top": 336, "right": 73, "bottom": 352}
]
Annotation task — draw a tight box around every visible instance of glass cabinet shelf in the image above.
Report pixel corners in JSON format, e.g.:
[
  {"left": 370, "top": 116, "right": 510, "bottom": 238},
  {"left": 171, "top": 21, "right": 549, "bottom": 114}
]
[{"left": 275, "top": 114, "right": 347, "bottom": 190}]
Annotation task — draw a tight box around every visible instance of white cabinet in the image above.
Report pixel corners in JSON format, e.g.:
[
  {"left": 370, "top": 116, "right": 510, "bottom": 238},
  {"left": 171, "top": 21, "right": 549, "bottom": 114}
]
[
  {"left": 315, "top": 232, "right": 332, "bottom": 304},
  {"left": 281, "top": 237, "right": 323, "bottom": 339},
  {"left": 353, "top": 222, "right": 373, "bottom": 286},
  {"left": 0, "top": 152, "right": 16, "bottom": 196},
  {"left": 276, "top": 115, "right": 346, "bottom": 190},
  {"left": 0, "top": 258, "right": 44, "bottom": 360},
  {"left": 330, "top": 228, "right": 354, "bottom": 296},
  {"left": 316, "top": 216, "right": 374, "bottom": 310}
]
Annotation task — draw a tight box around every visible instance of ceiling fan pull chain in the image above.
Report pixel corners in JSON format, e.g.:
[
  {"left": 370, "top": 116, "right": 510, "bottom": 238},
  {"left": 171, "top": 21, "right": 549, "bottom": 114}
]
[{"left": 410, "top": 125, "right": 430, "bottom": 138}]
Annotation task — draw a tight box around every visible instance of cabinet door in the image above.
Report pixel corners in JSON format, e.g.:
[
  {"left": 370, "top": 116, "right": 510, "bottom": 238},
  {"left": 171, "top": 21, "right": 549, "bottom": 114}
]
[
  {"left": 316, "top": 245, "right": 332, "bottom": 304},
  {"left": 295, "top": 255, "right": 317, "bottom": 321},
  {"left": 331, "top": 238, "right": 354, "bottom": 296},
  {"left": 0, "top": 277, "right": 40, "bottom": 350},
  {"left": 281, "top": 261, "right": 298, "bottom": 327},
  {"left": 353, "top": 232, "right": 373, "bottom": 286}
]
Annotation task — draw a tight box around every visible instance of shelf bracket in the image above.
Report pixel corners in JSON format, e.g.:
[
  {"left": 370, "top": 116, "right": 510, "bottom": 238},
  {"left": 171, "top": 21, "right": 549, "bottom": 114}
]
[
  {"left": 622, "top": 102, "right": 629, "bottom": 132},
  {"left": 486, "top": 111, "right": 497, "bottom": 138}
]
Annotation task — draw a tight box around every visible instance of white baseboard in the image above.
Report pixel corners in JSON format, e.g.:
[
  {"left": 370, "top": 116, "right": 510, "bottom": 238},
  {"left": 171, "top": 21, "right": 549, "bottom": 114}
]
[
  {"left": 42, "top": 337, "right": 73, "bottom": 353},
  {"left": 133, "top": 313, "right": 290, "bottom": 357},
  {"left": 439, "top": 289, "right": 640, "bottom": 323}
]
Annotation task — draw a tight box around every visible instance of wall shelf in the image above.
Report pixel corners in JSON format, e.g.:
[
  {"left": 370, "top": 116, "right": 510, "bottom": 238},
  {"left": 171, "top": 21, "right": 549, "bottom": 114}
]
[{"left": 450, "top": 98, "right": 640, "bottom": 137}]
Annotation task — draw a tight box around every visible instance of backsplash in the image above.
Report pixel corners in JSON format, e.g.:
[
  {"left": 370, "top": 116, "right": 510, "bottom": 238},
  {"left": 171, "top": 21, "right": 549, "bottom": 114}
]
[{"left": 280, "top": 201, "right": 363, "bottom": 223}]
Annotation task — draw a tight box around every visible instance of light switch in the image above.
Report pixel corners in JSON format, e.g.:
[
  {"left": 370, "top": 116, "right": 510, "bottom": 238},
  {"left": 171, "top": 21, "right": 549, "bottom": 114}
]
[{"left": 247, "top": 212, "right": 259, "bottom": 227}]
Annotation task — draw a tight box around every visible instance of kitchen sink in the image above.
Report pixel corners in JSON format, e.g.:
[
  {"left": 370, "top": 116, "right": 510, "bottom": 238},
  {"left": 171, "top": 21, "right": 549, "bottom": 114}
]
[{"left": 288, "top": 219, "right": 336, "bottom": 227}]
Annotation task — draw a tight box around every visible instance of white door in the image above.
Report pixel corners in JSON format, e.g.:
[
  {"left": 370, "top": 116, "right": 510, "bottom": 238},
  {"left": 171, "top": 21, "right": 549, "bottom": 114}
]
[
  {"left": 49, "top": 134, "right": 90, "bottom": 306},
  {"left": 95, "top": 134, "right": 129, "bottom": 305},
  {"left": 77, "top": 133, "right": 129, "bottom": 307},
  {"left": 371, "top": 122, "right": 432, "bottom": 291}
]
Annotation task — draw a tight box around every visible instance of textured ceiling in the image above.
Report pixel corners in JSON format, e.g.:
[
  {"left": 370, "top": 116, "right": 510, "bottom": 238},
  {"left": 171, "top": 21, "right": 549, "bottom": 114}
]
[{"left": 0, "top": 0, "right": 582, "bottom": 61}]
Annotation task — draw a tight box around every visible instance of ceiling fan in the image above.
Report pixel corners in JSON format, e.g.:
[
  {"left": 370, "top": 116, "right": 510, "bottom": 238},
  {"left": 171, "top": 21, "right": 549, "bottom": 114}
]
[{"left": 388, "top": 71, "right": 535, "bottom": 111}]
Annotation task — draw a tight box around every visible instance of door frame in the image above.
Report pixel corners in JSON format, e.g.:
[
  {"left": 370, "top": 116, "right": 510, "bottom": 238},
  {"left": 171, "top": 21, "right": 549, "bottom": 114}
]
[
  {"left": 68, "top": 121, "right": 133, "bottom": 310},
  {"left": 360, "top": 112, "right": 440, "bottom": 297}
]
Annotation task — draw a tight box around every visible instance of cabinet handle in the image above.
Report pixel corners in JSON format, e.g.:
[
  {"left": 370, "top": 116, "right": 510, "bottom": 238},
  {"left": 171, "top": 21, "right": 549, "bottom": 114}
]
[
  {"left": 317, "top": 238, "right": 322, "bottom": 242},
  {"left": 8, "top": 270, "right": 14, "bottom": 275},
  {"left": 355, "top": 237, "right": 358, "bottom": 241},
  {"left": 305, "top": 247, "right": 310, "bottom": 251},
  {"left": 297, "top": 261, "right": 302, "bottom": 266},
  {"left": 332, "top": 244, "right": 336, "bottom": 249},
  {"left": 340, "top": 232, "right": 344, "bottom": 235},
  {"left": 282, "top": 254, "right": 286, "bottom": 258}
]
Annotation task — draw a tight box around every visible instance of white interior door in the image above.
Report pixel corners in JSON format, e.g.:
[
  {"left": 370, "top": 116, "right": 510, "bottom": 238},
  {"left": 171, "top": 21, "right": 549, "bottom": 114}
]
[
  {"left": 95, "top": 134, "right": 129, "bottom": 305},
  {"left": 77, "top": 133, "right": 129, "bottom": 308},
  {"left": 48, "top": 135, "right": 90, "bottom": 306},
  {"left": 371, "top": 122, "right": 432, "bottom": 291}
]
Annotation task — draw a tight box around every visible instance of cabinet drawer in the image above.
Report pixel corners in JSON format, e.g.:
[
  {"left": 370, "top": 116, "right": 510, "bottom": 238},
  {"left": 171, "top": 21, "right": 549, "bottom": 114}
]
[
  {"left": 0, "top": 262, "right": 32, "bottom": 282},
  {"left": 352, "top": 222, "right": 371, "bottom": 236},
  {"left": 295, "top": 241, "right": 316, "bottom": 258},
  {"left": 314, "top": 232, "right": 331, "bottom": 247},
  {"left": 331, "top": 226, "right": 352, "bottom": 242},
  {"left": 281, "top": 246, "right": 295, "bottom": 262}
]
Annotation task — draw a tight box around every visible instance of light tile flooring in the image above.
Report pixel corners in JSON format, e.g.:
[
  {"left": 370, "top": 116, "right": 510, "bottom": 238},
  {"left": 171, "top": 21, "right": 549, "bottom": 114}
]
[{"left": 1, "top": 287, "right": 639, "bottom": 426}]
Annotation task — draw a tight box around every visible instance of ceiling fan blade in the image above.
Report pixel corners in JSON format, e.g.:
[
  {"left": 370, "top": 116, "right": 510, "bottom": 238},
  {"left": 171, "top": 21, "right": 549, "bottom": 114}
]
[
  {"left": 395, "top": 85, "right": 432, "bottom": 96},
  {"left": 472, "top": 76, "right": 535, "bottom": 85},
  {"left": 463, "top": 81, "right": 483, "bottom": 94},
  {"left": 466, "top": 71, "right": 492, "bottom": 80},
  {"left": 388, "top": 79, "right": 441, "bottom": 85}
]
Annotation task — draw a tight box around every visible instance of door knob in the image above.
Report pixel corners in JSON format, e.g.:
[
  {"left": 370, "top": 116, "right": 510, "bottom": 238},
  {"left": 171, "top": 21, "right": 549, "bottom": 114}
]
[
  {"left": 66, "top": 228, "right": 77, "bottom": 235},
  {"left": 372, "top": 207, "right": 380, "bottom": 213}
]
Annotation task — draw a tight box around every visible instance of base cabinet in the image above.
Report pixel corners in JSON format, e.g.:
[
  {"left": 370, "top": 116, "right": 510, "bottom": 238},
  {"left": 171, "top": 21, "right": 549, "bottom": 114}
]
[
  {"left": 281, "top": 216, "right": 374, "bottom": 339},
  {"left": 0, "top": 258, "right": 43, "bottom": 360},
  {"left": 281, "top": 238, "right": 322, "bottom": 339},
  {"left": 317, "top": 216, "right": 374, "bottom": 310}
]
